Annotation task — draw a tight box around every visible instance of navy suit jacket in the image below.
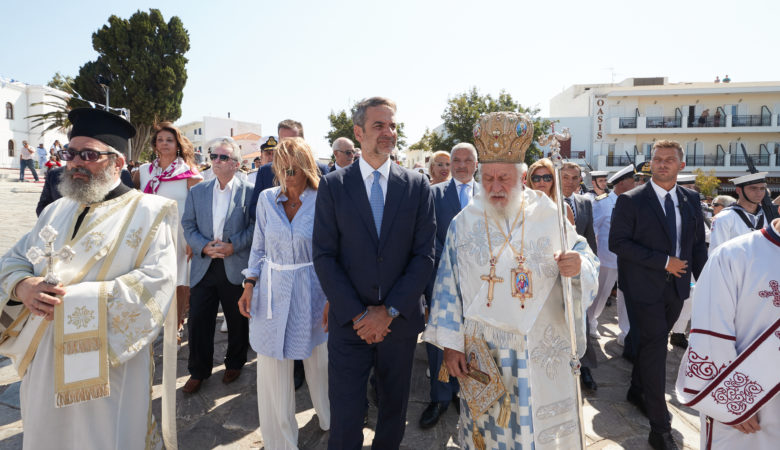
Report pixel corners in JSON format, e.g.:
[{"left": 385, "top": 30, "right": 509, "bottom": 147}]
[
  {"left": 248, "top": 160, "right": 329, "bottom": 218},
  {"left": 312, "top": 162, "right": 436, "bottom": 338},
  {"left": 609, "top": 182, "right": 707, "bottom": 303},
  {"left": 424, "top": 179, "right": 473, "bottom": 300},
  {"left": 181, "top": 177, "right": 255, "bottom": 287},
  {"left": 571, "top": 193, "right": 597, "bottom": 254},
  {"left": 36, "top": 167, "right": 134, "bottom": 216}
]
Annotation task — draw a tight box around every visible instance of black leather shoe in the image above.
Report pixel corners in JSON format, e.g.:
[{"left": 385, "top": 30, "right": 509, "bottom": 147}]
[
  {"left": 580, "top": 367, "right": 597, "bottom": 392},
  {"left": 626, "top": 388, "right": 647, "bottom": 417},
  {"left": 452, "top": 393, "right": 460, "bottom": 415},
  {"left": 648, "top": 431, "right": 678, "bottom": 450},
  {"left": 293, "top": 360, "right": 305, "bottom": 390},
  {"left": 419, "top": 402, "right": 448, "bottom": 429},
  {"left": 670, "top": 333, "right": 688, "bottom": 349}
]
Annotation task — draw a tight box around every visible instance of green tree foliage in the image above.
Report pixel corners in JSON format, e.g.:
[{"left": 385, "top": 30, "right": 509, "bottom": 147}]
[
  {"left": 693, "top": 168, "right": 721, "bottom": 197},
  {"left": 408, "top": 127, "right": 448, "bottom": 153},
  {"left": 326, "top": 105, "right": 407, "bottom": 150},
  {"left": 438, "top": 87, "right": 549, "bottom": 165},
  {"left": 70, "top": 9, "right": 190, "bottom": 160},
  {"left": 47, "top": 72, "right": 75, "bottom": 91}
]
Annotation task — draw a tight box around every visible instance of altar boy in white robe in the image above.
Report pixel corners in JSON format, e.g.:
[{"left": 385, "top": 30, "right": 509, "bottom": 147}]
[
  {"left": 424, "top": 112, "right": 599, "bottom": 449},
  {"left": 675, "top": 205, "right": 780, "bottom": 450},
  {"left": 0, "top": 108, "right": 177, "bottom": 449}
]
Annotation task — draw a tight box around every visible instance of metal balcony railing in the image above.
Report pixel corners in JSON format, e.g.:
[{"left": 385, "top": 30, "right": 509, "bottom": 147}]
[
  {"left": 731, "top": 115, "right": 771, "bottom": 127},
  {"left": 688, "top": 116, "right": 727, "bottom": 128},
  {"left": 619, "top": 117, "right": 637, "bottom": 128},
  {"left": 685, "top": 155, "right": 725, "bottom": 166},
  {"left": 646, "top": 116, "right": 682, "bottom": 128},
  {"left": 730, "top": 153, "right": 769, "bottom": 166},
  {"left": 606, "top": 155, "right": 634, "bottom": 166}
]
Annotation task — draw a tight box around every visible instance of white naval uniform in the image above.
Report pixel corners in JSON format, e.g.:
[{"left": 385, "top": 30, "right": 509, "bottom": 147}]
[{"left": 709, "top": 205, "right": 764, "bottom": 254}]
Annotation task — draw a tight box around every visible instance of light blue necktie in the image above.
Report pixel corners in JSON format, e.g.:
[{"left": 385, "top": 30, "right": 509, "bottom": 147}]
[
  {"left": 370, "top": 170, "right": 384, "bottom": 235},
  {"left": 459, "top": 183, "right": 470, "bottom": 209}
]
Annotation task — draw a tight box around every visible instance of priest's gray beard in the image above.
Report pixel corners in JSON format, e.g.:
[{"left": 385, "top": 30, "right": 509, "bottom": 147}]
[
  {"left": 474, "top": 182, "right": 525, "bottom": 226},
  {"left": 59, "top": 162, "right": 117, "bottom": 204}
]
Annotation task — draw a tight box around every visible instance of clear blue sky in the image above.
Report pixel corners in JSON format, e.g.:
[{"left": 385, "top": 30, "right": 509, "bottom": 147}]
[{"left": 3, "top": 0, "right": 779, "bottom": 157}]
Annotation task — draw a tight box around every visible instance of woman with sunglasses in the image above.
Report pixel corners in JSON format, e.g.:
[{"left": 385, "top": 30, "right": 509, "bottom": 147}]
[
  {"left": 429, "top": 150, "right": 451, "bottom": 185},
  {"left": 238, "top": 137, "right": 330, "bottom": 448},
  {"left": 526, "top": 158, "right": 575, "bottom": 224},
  {"left": 136, "top": 122, "right": 203, "bottom": 331}
]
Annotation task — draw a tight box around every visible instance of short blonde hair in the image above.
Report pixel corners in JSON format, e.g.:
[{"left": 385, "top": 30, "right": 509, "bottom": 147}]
[
  {"left": 272, "top": 137, "right": 320, "bottom": 194},
  {"left": 429, "top": 150, "right": 450, "bottom": 171},
  {"left": 526, "top": 158, "right": 560, "bottom": 202},
  {"left": 652, "top": 140, "right": 684, "bottom": 161}
]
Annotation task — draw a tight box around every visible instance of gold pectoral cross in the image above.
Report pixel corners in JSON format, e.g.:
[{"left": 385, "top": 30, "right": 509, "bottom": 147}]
[{"left": 481, "top": 259, "right": 503, "bottom": 307}]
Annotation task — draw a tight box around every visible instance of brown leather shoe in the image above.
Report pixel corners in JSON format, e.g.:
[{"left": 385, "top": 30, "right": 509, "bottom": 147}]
[
  {"left": 182, "top": 377, "right": 202, "bottom": 394},
  {"left": 222, "top": 369, "right": 241, "bottom": 384}
]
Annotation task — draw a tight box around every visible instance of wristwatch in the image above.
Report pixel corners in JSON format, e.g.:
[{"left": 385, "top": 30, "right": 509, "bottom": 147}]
[
  {"left": 242, "top": 278, "right": 256, "bottom": 288},
  {"left": 386, "top": 306, "right": 400, "bottom": 319}
]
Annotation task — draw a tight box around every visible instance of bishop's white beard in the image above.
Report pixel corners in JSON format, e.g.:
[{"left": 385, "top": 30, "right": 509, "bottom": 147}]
[
  {"left": 474, "top": 182, "right": 525, "bottom": 223},
  {"left": 59, "top": 163, "right": 117, "bottom": 204}
]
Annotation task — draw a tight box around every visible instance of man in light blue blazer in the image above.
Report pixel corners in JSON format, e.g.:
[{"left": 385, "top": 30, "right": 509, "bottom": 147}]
[
  {"left": 181, "top": 138, "right": 255, "bottom": 394},
  {"left": 420, "top": 143, "right": 478, "bottom": 429}
]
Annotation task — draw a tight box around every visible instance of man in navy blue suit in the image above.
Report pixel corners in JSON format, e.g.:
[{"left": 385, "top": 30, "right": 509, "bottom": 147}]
[
  {"left": 609, "top": 140, "right": 707, "bottom": 450},
  {"left": 419, "top": 142, "right": 477, "bottom": 429},
  {"left": 246, "top": 119, "right": 328, "bottom": 390},
  {"left": 313, "top": 97, "right": 436, "bottom": 450}
]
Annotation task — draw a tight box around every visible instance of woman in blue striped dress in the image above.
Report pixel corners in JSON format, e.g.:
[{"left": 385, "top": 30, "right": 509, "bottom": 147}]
[{"left": 238, "top": 137, "right": 329, "bottom": 449}]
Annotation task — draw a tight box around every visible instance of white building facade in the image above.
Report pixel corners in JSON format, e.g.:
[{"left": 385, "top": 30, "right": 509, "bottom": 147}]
[
  {"left": 1, "top": 78, "right": 69, "bottom": 169},
  {"left": 546, "top": 77, "right": 780, "bottom": 192},
  {"left": 178, "top": 116, "right": 262, "bottom": 163}
]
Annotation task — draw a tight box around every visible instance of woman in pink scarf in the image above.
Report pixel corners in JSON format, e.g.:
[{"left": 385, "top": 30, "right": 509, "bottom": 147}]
[{"left": 135, "top": 122, "right": 202, "bottom": 330}]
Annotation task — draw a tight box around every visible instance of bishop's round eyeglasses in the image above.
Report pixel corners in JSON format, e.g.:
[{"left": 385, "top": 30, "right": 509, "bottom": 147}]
[
  {"left": 531, "top": 174, "right": 553, "bottom": 183},
  {"left": 58, "top": 149, "right": 115, "bottom": 162}
]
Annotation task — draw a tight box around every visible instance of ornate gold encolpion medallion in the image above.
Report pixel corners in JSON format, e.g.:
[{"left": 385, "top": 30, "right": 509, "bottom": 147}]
[{"left": 510, "top": 255, "right": 533, "bottom": 308}]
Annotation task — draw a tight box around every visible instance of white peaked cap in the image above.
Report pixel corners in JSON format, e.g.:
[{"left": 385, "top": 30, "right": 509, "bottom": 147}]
[
  {"left": 729, "top": 172, "right": 768, "bottom": 186},
  {"left": 608, "top": 165, "right": 635, "bottom": 184}
]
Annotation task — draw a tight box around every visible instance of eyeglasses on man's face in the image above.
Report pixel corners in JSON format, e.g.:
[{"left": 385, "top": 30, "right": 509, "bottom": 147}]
[
  {"left": 531, "top": 174, "right": 553, "bottom": 183},
  {"left": 58, "top": 148, "right": 114, "bottom": 162},
  {"left": 337, "top": 150, "right": 355, "bottom": 156},
  {"left": 209, "top": 153, "right": 235, "bottom": 162}
]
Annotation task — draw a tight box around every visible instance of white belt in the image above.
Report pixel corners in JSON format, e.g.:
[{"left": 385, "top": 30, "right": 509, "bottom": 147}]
[{"left": 265, "top": 260, "right": 313, "bottom": 319}]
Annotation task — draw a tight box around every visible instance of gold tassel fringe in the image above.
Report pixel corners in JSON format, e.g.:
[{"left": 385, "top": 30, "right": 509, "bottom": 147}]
[
  {"left": 497, "top": 392, "right": 511, "bottom": 427},
  {"left": 472, "top": 422, "right": 486, "bottom": 450},
  {"left": 437, "top": 362, "right": 450, "bottom": 383},
  {"left": 62, "top": 337, "right": 101, "bottom": 354},
  {"left": 55, "top": 383, "right": 110, "bottom": 407}
]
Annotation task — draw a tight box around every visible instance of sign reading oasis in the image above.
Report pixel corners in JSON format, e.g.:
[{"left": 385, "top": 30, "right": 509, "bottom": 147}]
[{"left": 593, "top": 97, "right": 606, "bottom": 142}]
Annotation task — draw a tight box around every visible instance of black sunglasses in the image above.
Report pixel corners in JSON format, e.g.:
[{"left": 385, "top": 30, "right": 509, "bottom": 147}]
[
  {"left": 712, "top": 202, "right": 723, "bottom": 208},
  {"left": 531, "top": 174, "right": 553, "bottom": 183},
  {"left": 209, "top": 153, "right": 234, "bottom": 162},
  {"left": 58, "top": 148, "right": 115, "bottom": 162},
  {"left": 284, "top": 168, "right": 297, "bottom": 176},
  {"left": 337, "top": 150, "right": 355, "bottom": 156}
]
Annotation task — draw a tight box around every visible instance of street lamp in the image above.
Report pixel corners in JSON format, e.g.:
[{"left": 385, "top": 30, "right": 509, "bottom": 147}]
[{"left": 96, "top": 74, "right": 112, "bottom": 109}]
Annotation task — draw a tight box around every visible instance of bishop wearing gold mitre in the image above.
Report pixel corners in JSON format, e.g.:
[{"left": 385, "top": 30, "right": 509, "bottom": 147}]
[{"left": 423, "top": 112, "right": 599, "bottom": 449}]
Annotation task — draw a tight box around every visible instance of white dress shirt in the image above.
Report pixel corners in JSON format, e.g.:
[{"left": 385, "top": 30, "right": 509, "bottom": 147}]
[
  {"left": 650, "top": 179, "right": 681, "bottom": 259},
  {"left": 212, "top": 177, "right": 235, "bottom": 241},
  {"left": 358, "top": 157, "right": 391, "bottom": 202},
  {"left": 454, "top": 178, "right": 475, "bottom": 206}
]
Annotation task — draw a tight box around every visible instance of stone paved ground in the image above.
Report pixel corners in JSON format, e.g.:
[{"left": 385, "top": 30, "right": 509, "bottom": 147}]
[{"left": 0, "top": 170, "right": 702, "bottom": 449}]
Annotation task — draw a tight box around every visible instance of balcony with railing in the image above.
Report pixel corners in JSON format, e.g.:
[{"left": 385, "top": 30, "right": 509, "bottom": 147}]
[
  {"left": 685, "top": 154, "right": 725, "bottom": 166},
  {"left": 731, "top": 115, "right": 771, "bottom": 127},
  {"left": 730, "top": 153, "right": 770, "bottom": 166},
  {"left": 688, "top": 116, "right": 727, "bottom": 128},
  {"left": 618, "top": 117, "right": 637, "bottom": 128},
  {"left": 646, "top": 116, "right": 682, "bottom": 128},
  {"left": 606, "top": 154, "right": 634, "bottom": 166}
]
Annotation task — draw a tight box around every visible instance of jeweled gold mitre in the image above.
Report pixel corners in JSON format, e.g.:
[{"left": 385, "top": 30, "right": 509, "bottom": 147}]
[{"left": 473, "top": 112, "right": 534, "bottom": 164}]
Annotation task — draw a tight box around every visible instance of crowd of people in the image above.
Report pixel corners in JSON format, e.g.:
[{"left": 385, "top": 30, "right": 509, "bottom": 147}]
[{"left": 0, "top": 98, "right": 777, "bottom": 450}]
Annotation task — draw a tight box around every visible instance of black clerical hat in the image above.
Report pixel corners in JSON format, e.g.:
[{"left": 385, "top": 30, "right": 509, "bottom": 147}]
[{"left": 68, "top": 108, "right": 136, "bottom": 154}]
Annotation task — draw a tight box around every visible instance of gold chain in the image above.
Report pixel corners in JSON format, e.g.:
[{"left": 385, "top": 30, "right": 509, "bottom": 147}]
[{"left": 484, "top": 191, "right": 526, "bottom": 265}]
